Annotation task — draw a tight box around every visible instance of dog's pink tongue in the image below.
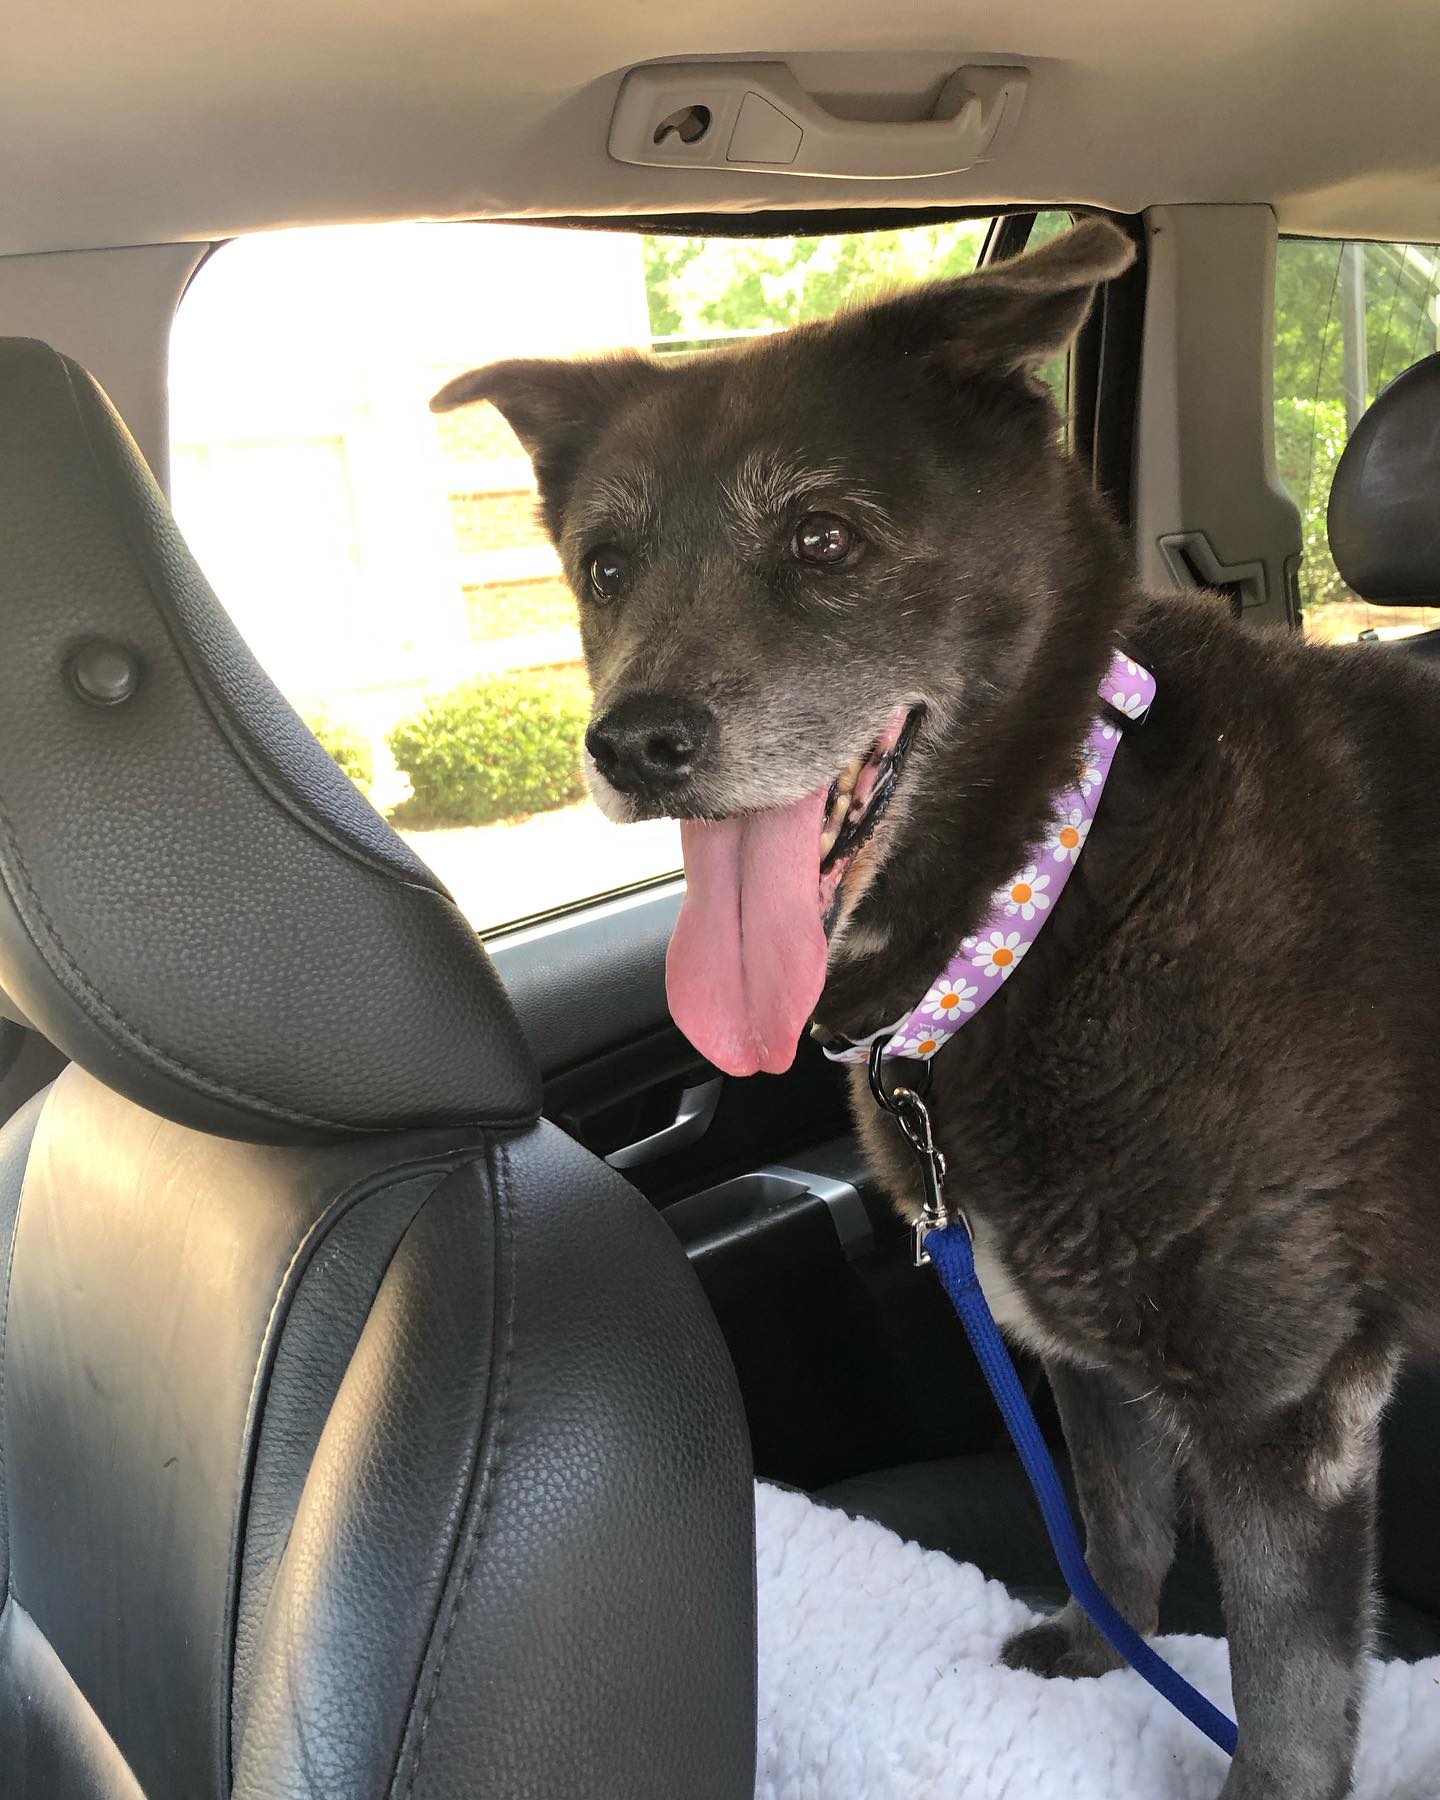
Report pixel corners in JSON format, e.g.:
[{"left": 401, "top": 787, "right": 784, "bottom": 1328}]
[{"left": 667, "top": 787, "right": 829, "bottom": 1077}]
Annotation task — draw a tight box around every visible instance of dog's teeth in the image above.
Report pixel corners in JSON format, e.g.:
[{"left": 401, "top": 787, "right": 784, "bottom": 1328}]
[
  {"left": 825, "top": 757, "right": 871, "bottom": 854},
  {"left": 835, "top": 757, "right": 863, "bottom": 797}
]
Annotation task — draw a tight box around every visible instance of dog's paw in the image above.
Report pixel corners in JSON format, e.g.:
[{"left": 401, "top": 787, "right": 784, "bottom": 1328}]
[{"left": 1000, "top": 1616, "right": 1126, "bottom": 1680}]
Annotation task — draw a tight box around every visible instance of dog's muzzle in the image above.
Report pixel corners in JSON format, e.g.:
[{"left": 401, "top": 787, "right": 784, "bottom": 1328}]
[{"left": 585, "top": 694, "right": 715, "bottom": 803}]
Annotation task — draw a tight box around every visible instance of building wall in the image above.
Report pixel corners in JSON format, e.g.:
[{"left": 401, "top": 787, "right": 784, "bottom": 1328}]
[{"left": 168, "top": 221, "right": 650, "bottom": 718}]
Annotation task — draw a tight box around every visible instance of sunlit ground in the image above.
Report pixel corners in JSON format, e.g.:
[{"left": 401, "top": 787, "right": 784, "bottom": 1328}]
[
  {"left": 1305, "top": 600, "right": 1440, "bottom": 644},
  {"left": 402, "top": 805, "right": 682, "bottom": 935}
]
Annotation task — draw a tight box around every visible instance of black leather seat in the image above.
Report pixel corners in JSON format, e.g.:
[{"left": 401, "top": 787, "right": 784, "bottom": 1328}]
[
  {"left": 818, "top": 355, "right": 1440, "bottom": 1660},
  {"left": 0, "top": 1017, "right": 64, "bottom": 1125},
  {"left": 0, "top": 337, "right": 756, "bottom": 1799},
  {"left": 1328, "top": 349, "right": 1440, "bottom": 654}
]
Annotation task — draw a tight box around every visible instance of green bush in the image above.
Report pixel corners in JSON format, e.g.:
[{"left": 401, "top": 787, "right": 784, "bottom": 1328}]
[
  {"left": 1273, "top": 394, "right": 1352, "bottom": 610},
  {"left": 302, "top": 708, "right": 375, "bottom": 798},
  {"left": 389, "top": 666, "right": 590, "bottom": 827}
]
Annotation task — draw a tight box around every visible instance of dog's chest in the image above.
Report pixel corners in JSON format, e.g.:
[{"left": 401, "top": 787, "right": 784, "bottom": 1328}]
[
  {"left": 849, "top": 1050, "right": 1140, "bottom": 1370},
  {"left": 966, "top": 1220, "right": 1077, "bottom": 1361}
]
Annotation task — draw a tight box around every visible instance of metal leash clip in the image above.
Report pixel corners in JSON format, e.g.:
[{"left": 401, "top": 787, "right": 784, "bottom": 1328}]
[{"left": 867, "top": 1042, "right": 970, "bottom": 1266}]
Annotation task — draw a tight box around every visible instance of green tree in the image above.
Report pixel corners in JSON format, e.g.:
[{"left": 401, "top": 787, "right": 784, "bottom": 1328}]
[
  {"left": 1273, "top": 238, "right": 1438, "bottom": 615},
  {"left": 642, "top": 212, "right": 1075, "bottom": 411},
  {"left": 1273, "top": 395, "right": 1350, "bottom": 608},
  {"left": 642, "top": 221, "right": 991, "bottom": 341},
  {"left": 1275, "top": 238, "right": 1439, "bottom": 414}
]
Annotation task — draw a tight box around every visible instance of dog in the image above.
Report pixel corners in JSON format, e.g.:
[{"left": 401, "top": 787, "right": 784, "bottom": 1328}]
[{"left": 432, "top": 218, "right": 1440, "bottom": 1800}]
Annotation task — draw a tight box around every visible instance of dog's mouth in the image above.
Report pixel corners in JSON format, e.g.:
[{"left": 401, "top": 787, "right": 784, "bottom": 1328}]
[
  {"left": 666, "top": 703, "right": 923, "bottom": 1080},
  {"left": 818, "top": 704, "right": 922, "bottom": 901}
]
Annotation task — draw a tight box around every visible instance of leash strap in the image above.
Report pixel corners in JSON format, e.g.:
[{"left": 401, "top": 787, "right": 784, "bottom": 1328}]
[
  {"left": 841, "top": 644, "right": 1236, "bottom": 1754},
  {"left": 872, "top": 1055, "right": 1238, "bottom": 1758},
  {"left": 924, "top": 1221, "right": 1239, "bottom": 1758}
]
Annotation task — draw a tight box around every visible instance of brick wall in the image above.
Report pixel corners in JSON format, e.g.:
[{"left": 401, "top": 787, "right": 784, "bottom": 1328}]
[
  {"left": 464, "top": 577, "right": 578, "bottom": 642},
  {"left": 433, "top": 388, "right": 574, "bottom": 641},
  {"left": 448, "top": 489, "right": 548, "bottom": 554},
  {"left": 432, "top": 398, "right": 525, "bottom": 463}
]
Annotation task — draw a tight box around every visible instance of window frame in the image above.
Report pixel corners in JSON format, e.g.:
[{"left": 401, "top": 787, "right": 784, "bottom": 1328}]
[{"left": 1272, "top": 230, "right": 1440, "bottom": 643}]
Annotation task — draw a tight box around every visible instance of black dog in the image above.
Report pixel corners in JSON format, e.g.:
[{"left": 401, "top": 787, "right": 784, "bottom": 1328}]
[{"left": 433, "top": 219, "right": 1440, "bottom": 1799}]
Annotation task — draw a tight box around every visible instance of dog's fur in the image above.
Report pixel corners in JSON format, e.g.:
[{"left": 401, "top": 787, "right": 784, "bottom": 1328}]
[{"left": 433, "top": 219, "right": 1440, "bottom": 1799}]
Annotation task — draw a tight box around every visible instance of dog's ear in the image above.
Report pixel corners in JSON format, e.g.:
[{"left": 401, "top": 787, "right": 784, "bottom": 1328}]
[
  {"left": 855, "top": 218, "right": 1137, "bottom": 376},
  {"left": 430, "top": 353, "right": 663, "bottom": 525}
]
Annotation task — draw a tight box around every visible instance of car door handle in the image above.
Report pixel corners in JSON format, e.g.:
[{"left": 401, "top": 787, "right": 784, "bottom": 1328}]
[{"left": 605, "top": 1075, "right": 724, "bottom": 1170}]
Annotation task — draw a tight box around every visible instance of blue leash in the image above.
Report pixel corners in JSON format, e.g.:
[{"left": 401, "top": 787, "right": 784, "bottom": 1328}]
[
  {"left": 926, "top": 1222, "right": 1238, "bottom": 1757},
  {"left": 868, "top": 1051, "right": 1238, "bottom": 1758}
]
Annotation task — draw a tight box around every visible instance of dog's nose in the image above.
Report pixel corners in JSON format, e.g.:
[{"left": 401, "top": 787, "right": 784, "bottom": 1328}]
[{"left": 586, "top": 695, "right": 714, "bottom": 794}]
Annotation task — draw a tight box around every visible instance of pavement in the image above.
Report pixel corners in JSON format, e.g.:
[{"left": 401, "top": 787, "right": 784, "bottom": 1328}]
[{"left": 400, "top": 801, "right": 681, "bottom": 934}]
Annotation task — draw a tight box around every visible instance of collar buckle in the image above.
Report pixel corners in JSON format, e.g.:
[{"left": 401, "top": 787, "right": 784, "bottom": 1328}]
[{"left": 868, "top": 1041, "right": 970, "bottom": 1263}]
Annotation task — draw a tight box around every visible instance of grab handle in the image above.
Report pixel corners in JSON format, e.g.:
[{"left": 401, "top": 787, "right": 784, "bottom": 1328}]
[{"left": 609, "top": 62, "right": 1028, "bottom": 182}]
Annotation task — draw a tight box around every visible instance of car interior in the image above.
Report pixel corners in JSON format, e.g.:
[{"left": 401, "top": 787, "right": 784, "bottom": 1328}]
[{"left": 2, "top": 4, "right": 1439, "bottom": 1796}]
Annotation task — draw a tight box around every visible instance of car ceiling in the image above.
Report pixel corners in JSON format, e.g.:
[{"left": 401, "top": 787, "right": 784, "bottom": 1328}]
[{"left": 6, "top": 0, "right": 1439, "bottom": 257}]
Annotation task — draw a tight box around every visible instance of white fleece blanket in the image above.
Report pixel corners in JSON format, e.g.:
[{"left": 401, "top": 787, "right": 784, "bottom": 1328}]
[{"left": 755, "top": 1482, "right": 1440, "bottom": 1800}]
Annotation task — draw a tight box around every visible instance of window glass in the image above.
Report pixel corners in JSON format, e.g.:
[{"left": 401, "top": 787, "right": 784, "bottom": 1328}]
[
  {"left": 1274, "top": 237, "right": 1440, "bottom": 643},
  {"left": 170, "top": 213, "right": 1070, "bottom": 934}
]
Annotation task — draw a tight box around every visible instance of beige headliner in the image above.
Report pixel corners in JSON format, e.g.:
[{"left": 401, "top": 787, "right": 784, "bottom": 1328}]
[{"left": 6, "top": 0, "right": 1439, "bottom": 256}]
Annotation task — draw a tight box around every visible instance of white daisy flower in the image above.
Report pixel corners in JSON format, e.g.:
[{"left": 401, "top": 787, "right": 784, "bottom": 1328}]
[
  {"left": 998, "top": 866, "right": 1050, "bottom": 921},
  {"left": 1047, "top": 810, "right": 1091, "bottom": 863},
  {"left": 971, "top": 931, "right": 1028, "bottom": 980},
  {"left": 919, "top": 978, "right": 978, "bottom": 1021},
  {"left": 1110, "top": 687, "right": 1147, "bottom": 719},
  {"left": 1077, "top": 759, "right": 1102, "bottom": 798},
  {"left": 896, "top": 1031, "right": 945, "bottom": 1060}
]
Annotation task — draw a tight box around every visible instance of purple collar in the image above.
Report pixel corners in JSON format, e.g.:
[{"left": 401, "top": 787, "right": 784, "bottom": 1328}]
[{"left": 823, "top": 647, "right": 1156, "bottom": 1067}]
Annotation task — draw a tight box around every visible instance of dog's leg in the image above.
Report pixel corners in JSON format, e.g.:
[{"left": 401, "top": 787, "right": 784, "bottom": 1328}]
[
  {"left": 1001, "top": 1359, "right": 1178, "bottom": 1678},
  {"left": 1189, "top": 1340, "right": 1396, "bottom": 1800}
]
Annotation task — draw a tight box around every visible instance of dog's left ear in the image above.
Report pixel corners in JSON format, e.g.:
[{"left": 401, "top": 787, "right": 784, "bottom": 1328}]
[{"left": 856, "top": 218, "right": 1137, "bottom": 376}]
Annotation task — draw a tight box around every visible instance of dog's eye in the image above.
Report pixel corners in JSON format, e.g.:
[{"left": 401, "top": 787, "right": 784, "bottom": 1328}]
[
  {"left": 587, "top": 547, "right": 630, "bottom": 601},
  {"left": 792, "top": 513, "right": 856, "bottom": 565}
]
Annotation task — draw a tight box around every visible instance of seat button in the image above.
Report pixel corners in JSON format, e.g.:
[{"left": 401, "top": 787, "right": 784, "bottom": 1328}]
[{"left": 69, "top": 640, "right": 141, "bottom": 706}]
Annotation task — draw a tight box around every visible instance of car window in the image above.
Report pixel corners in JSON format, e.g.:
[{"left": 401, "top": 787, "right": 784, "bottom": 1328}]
[
  {"left": 1274, "top": 236, "right": 1440, "bottom": 644},
  {"left": 169, "top": 213, "right": 1067, "bottom": 935}
]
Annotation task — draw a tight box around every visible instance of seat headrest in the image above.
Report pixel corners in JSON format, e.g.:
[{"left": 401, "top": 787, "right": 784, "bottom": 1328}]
[
  {"left": 1327, "top": 351, "right": 1440, "bottom": 607},
  {"left": 0, "top": 338, "right": 540, "bottom": 1144}
]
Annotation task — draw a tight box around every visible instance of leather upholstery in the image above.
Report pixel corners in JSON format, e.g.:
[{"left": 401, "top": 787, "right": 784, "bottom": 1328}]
[
  {"left": 0, "top": 339, "right": 757, "bottom": 1798},
  {"left": 0, "top": 1072, "right": 757, "bottom": 1798},
  {"left": 0, "top": 1022, "right": 67, "bottom": 1128},
  {"left": 1328, "top": 351, "right": 1440, "bottom": 607},
  {"left": 0, "top": 336, "right": 539, "bottom": 1144}
]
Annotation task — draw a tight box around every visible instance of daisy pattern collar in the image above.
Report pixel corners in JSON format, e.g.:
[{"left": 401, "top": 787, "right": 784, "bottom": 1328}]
[{"left": 823, "top": 647, "right": 1156, "bottom": 1067}]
